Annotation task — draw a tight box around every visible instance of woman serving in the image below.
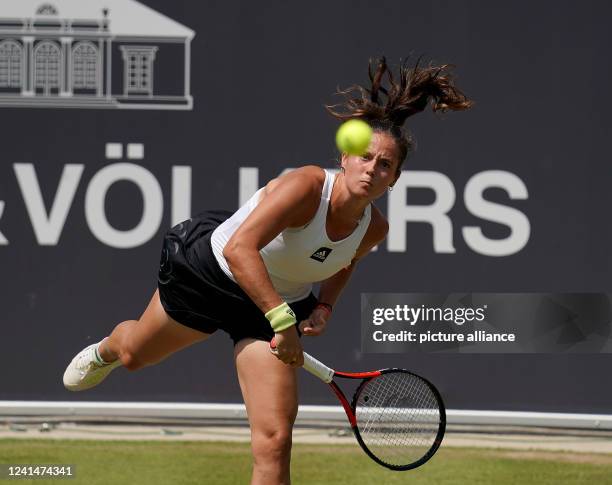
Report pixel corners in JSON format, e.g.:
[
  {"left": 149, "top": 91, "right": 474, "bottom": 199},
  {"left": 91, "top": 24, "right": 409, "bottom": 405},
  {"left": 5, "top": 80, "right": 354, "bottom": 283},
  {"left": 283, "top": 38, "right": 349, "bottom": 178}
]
[{"left": 63, "top": 57, "right": 472, "bottom": 485}]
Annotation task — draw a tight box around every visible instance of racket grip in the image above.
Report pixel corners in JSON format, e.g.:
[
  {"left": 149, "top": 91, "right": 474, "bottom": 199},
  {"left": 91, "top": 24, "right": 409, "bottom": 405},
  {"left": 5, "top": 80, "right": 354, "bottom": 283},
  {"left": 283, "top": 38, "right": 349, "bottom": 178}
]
[
  {"left": 269, "top": 338, "right": 335, "bottom": 383},
  {"left": 302, "top": 352, "right": 335, "bottom": 383}
]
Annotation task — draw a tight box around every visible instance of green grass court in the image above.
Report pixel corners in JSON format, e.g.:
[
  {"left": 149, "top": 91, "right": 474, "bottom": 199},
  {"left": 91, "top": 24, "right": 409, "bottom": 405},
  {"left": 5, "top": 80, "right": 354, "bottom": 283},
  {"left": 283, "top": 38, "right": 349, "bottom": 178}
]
[{"left": 1, "top": 439, "right": 612, "bottom": 484}]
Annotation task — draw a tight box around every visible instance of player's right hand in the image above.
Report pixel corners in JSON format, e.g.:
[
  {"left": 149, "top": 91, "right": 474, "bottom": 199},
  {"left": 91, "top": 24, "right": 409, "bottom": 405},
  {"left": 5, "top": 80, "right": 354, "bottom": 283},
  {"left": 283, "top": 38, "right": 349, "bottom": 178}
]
[{"left": 273, "top": 327, "right": 303, "bottom": 367}]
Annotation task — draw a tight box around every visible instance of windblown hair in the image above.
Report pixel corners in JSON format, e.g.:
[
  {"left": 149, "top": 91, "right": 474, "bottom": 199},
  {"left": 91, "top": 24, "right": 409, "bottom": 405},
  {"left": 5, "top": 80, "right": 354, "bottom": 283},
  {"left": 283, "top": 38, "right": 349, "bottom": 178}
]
[{"left": 326, "top": 56, "right": 473, "bottom": 168}]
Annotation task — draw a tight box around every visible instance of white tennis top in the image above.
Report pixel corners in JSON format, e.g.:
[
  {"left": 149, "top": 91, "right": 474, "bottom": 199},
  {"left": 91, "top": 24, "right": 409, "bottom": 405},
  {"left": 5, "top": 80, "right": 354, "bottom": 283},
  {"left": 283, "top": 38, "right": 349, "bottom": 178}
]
[{"left": 210, "top": 169, "right": 372, "bottom": 302}]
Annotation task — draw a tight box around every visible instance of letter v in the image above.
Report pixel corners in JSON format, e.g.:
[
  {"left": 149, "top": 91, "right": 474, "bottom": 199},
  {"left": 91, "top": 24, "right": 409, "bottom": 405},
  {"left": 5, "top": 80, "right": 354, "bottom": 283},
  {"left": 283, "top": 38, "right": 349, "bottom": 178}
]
[{"left": 14, "top": 164, "right": 84, "bottom": 245}]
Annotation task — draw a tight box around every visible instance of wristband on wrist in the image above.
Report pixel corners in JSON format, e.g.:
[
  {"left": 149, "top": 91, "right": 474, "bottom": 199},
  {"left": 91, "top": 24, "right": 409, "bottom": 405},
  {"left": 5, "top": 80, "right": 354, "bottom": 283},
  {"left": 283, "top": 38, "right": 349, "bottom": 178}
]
[
  {"left": 265, "top": 302, "right": 297, "bottom": 332},
  {"left": 316, "top": 302, "right": 333, "bottom": 315}
]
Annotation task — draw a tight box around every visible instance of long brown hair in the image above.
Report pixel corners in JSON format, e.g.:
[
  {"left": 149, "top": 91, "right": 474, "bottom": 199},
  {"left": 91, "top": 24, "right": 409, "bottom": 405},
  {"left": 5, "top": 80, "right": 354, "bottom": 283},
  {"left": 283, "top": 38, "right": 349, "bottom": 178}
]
[{"left": 326, "top": 56, "right": 473, "bottom": 169}]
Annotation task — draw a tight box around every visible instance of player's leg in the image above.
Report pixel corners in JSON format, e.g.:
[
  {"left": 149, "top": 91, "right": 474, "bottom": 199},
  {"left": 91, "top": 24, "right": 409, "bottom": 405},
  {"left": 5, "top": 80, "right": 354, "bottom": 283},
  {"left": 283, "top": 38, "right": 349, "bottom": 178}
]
[
  {"left": 99, "top": 289, "right": 209, "bottom": 370},
  {"left": 235, "top": 338, "right": 297, "bottom": 485},
  {"left": 63, "top": 289, "right": 210, "bottom": 391}
]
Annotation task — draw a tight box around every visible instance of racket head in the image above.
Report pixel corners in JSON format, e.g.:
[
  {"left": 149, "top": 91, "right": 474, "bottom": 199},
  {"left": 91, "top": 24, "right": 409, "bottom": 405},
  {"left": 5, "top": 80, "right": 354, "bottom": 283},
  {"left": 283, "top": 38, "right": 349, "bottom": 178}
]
[{"left": 349, "top": 369, "right": 446, "bottom": 471}]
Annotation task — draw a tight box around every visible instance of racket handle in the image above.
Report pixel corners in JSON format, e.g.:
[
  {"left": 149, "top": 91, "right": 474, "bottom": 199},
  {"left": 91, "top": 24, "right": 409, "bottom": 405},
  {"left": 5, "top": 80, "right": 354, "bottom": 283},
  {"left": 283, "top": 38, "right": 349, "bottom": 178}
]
[
  {"left": 269, "top": 338, "right": 334, "bottom": 383},
  {"left": 302, "top": 351, "right": 335, "bottom": 383}
]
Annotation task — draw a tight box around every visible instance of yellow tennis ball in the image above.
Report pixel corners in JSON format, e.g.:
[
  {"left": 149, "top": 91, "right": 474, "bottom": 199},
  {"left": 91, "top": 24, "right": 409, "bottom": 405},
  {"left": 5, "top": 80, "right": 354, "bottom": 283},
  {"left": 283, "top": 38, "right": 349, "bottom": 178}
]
[{"left": 335, "top": 119, "right": 372, "bottom": 156}]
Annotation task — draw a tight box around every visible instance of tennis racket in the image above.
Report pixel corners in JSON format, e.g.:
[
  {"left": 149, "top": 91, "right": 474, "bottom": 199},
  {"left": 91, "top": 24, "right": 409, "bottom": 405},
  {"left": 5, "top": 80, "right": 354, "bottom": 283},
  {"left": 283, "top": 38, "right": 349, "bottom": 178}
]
[{"left": 270, "top": 339, "right": 445, "bottom": 471}]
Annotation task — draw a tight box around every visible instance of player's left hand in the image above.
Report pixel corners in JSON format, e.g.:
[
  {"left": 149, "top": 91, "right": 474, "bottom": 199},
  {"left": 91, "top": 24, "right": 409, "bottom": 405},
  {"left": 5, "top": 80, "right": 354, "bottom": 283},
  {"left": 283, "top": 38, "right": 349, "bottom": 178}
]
[{"left": 299, "top": 307, "right": 330, "bottom": 336}]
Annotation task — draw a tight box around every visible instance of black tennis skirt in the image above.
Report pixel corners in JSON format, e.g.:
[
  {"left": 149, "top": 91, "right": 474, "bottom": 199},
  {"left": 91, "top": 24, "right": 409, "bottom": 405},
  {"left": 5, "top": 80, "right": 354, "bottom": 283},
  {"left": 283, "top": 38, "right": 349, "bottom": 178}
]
[{"left": 157, "top": 210, "right": 318, "bottom": 344}]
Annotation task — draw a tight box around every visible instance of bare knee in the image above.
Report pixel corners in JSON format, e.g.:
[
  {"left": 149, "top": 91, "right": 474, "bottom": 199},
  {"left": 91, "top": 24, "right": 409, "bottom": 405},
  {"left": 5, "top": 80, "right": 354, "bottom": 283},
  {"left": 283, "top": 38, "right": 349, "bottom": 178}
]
[{"left": 251, "top": 427, "right": 293, "bottom": 468}]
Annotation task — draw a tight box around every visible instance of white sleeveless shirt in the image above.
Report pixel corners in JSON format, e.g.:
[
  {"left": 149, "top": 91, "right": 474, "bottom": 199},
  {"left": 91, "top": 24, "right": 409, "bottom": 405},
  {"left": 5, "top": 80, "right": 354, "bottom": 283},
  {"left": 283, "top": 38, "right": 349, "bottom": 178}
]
[{"left": 210, "top": 169, "right": 372, "bottom": 302}]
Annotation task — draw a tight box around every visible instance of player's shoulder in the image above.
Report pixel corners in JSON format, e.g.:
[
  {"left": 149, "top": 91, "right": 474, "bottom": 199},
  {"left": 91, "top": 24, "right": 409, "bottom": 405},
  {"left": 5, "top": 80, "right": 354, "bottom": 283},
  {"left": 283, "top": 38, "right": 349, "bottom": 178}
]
[
  {"left": 260, "top": 166, "right": 326, "bottom": 227},
  {"left": 290, "top": 165, "right": 327, "bottom": 188},
  {"left": 268, "top": 165, "right": 325, "bottom": 197}
]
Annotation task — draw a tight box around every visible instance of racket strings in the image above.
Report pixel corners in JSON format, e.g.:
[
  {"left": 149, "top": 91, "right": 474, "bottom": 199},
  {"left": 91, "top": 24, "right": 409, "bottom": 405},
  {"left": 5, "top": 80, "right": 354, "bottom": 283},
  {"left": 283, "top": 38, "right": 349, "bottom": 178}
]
[{"left": 355, "top": 372, "right": 442, "bottom": 467}]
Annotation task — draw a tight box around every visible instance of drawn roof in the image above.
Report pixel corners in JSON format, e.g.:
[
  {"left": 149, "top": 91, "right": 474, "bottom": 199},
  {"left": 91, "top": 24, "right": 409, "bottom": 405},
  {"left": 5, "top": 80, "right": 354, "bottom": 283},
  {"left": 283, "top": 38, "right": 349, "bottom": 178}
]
[{"left": 1, "top": 0, "right": 194, "bottom": 39}]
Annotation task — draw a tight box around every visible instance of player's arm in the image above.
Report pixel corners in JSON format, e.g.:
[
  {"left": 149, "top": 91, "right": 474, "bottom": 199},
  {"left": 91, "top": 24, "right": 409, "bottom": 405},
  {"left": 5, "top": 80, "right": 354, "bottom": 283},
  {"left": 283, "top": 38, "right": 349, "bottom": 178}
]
[
  {"left": 223, "top": 166, "right": 324, "bottom": 364},
  {"left": 223, "top": 166, "right": 323, "bottom": 312},
  {"left": 301, "top": 206, "right": 388, "bottom": 336}
]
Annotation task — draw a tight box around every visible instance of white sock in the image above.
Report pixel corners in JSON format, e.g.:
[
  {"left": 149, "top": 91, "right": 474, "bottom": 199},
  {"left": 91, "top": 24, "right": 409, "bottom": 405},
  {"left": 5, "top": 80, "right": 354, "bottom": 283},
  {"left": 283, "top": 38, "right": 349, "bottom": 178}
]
[{"left": 94, "top": 339, "right": 112, "bottom": 365}]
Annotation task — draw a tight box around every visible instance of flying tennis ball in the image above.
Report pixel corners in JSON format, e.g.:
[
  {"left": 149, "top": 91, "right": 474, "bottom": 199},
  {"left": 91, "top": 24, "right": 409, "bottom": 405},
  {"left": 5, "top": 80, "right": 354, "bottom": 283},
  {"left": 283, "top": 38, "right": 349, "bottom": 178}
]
[{"left": 335, "top": 119, "right": 372, "bottom": 156}]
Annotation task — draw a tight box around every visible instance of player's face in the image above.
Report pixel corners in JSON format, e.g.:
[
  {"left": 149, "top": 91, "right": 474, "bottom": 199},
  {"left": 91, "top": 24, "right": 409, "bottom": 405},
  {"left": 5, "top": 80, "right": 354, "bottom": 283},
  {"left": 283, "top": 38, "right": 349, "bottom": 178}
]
[{"left": 341, "top": 132, "right": 401, "bottom": 200}]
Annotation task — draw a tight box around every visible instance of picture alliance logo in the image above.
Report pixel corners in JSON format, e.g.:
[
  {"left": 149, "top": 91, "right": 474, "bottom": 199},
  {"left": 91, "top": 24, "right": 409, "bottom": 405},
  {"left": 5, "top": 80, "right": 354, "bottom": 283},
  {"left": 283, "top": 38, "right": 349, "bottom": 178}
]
[{"left": 0, "top": 144, "right": 532, "bottom": 255}]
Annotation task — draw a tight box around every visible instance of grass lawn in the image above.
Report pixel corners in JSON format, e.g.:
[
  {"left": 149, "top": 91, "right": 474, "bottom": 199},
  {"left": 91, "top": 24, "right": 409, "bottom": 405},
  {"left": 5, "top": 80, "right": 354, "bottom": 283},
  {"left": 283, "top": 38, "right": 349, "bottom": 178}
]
[{"left": 1, "top": 439, "right": 611, "bottom": 484}]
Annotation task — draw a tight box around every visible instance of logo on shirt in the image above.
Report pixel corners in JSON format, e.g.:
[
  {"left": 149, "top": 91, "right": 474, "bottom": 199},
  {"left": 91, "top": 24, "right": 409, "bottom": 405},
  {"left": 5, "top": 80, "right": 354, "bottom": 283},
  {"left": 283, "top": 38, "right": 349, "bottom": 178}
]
[{"left": 310, "top": 247, "right": 333, "bottom": 262}]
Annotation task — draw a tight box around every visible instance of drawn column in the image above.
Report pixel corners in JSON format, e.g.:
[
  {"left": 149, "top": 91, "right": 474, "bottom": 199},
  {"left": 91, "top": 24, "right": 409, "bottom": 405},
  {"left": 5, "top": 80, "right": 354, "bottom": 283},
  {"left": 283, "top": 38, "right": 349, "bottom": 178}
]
[
  {"left": 106, "top": 38, "right": 112, "bottom": 99},
  {"left": 60, "top": 37, "right": 72, "bottom": 96},
  {"left": 97, "top": 39, "right": 103, "bottom": 97},
  {"left": 21, "top": 36, "right": 34, "bottom": 96},
  {"left": 102, "top": 8, "right": 111, "bottom": 99},
  {"left": 184, "top": 39, "right": 190, "bottom": 101}
]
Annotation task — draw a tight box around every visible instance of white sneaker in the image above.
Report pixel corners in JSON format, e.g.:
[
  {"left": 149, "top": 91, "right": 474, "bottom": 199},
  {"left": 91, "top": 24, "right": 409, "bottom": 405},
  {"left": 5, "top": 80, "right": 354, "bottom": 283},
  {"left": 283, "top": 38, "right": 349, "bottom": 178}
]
[{"left": 63, "top": 341, "right": 122, "bottom": 391}]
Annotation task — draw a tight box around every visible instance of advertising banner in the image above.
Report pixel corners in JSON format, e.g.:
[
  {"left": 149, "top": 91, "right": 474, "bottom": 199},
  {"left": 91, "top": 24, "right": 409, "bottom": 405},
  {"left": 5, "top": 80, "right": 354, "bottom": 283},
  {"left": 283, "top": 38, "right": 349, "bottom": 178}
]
[{"left": 1, "top": 0, "right": 610, "bottom": 414}]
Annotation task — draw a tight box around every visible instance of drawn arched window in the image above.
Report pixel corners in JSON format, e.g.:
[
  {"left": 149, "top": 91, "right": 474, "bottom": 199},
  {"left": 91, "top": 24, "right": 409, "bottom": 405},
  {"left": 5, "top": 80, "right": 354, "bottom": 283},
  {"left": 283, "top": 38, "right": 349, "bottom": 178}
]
[
  {"left": 73, "top": 42, "right": 98, "bottom": 89},
  {"left": 0, "top": 40, "right": 22, "bottom": 88},
  {"left": 36, "top": 4, "right": 59, "bottom": 15},
  {"left": 34, "top": 41, "right": 61, "bottom": 95}
]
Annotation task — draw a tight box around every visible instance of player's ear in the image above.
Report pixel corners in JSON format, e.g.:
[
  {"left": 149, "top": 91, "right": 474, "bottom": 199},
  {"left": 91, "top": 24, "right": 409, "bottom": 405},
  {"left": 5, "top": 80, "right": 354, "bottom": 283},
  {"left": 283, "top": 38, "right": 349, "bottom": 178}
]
[
  {"left": 390, "top": 170, "right": 401, "bottom": 188},
  {"left": 340, "top": 153, "right": 348, "bottom": 173}
]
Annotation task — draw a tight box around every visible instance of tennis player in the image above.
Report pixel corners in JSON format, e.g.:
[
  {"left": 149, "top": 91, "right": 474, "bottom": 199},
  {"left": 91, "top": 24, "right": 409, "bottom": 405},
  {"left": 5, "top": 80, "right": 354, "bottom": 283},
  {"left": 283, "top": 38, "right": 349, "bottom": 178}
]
[{"left": 63, "top": 57, "right": 471, "bottom": 485}]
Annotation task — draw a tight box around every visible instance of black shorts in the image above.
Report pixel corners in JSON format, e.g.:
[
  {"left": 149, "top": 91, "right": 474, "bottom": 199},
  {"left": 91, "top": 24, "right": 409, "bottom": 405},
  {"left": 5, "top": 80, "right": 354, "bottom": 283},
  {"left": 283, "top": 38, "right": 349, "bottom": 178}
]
[{"left": 157, "top": 210, "right": 318, "bottom": 345}]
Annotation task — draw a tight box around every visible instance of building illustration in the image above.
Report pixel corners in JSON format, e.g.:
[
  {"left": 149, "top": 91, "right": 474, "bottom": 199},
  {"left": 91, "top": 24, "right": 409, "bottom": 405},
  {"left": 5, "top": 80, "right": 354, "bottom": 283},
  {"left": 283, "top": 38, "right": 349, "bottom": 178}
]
[{"left": 0, "top": 0, "right": 194, "bottom": 110}]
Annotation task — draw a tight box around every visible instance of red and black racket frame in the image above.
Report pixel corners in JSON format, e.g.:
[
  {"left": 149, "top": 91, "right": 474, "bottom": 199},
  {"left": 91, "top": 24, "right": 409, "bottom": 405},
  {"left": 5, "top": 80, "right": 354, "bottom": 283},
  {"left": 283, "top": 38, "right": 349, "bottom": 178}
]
[{"left": 328, "top": 368, "right": 447, "bottom": 471}]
